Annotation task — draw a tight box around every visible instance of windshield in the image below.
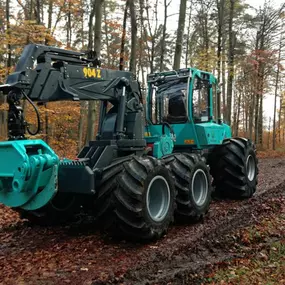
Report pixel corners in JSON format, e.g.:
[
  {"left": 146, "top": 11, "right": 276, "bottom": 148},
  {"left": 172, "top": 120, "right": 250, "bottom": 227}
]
[{"left": 149, "top": 77, "right": 189, "bottom": 124}]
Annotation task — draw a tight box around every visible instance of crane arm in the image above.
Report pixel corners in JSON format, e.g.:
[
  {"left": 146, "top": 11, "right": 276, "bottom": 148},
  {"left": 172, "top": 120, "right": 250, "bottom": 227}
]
[{"left": 0, "top": 44, "right": 141, "bottom": 103}]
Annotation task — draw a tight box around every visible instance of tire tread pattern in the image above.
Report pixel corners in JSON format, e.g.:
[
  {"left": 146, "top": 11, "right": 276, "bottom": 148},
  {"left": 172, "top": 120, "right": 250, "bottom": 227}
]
[
  {"left": 163, "top": 153, "right": 212, "bottom": 222},
  {"left": 106, "top": 156, "right": 176, "bottom": 241},
  {"left": 208, "top": 137, "right": 259, "bottom": 199}
]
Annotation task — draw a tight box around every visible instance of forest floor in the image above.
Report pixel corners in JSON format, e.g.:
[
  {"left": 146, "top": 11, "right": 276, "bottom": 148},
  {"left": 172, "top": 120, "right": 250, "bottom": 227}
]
[{"left": 0, "top": 156, "right": 284, "bottom": 285}]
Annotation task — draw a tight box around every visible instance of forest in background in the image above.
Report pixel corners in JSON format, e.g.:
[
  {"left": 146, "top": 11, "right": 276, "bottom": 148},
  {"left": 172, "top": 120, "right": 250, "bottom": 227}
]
[{"left": 0, "top": 0, "right": 284, "bottom": 158}]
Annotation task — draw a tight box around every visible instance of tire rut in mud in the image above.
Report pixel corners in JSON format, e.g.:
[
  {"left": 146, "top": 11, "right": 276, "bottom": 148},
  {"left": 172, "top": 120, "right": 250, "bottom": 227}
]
[{"left": 120, "top": 181, "right": 285, "bottom": 285}]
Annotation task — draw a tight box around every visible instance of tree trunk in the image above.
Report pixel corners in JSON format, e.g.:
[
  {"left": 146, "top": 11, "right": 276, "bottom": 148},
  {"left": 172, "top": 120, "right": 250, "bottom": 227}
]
[
  {"left": 6, "top": 0, "right": 11, "bottom": 69},
  {"left": 235, "top": 92, "right": 241, "bottom": 136},
  {"left": 119, "top": 0, "right": 129, "bottom": 71},
  {"left": 86, "top": 0, "right": 104, "bottom": 143},
  {"left": 67, "top": 1, "right": 72, "bottom": 47},
  {"left": 249, "top": 88, "right": 254, "bottom": 140},
  {"left": 145, "top": 0, "right": 158, "bottom": 73},
  {"left": 258, "top": 81, "right": 263, "bottom": 146},
  {"left": 226, "top": 0, "right": 235, "bottom": 125},
  {"left": 254, "top": 95, "right": 259, "bottom": 144},
  {"left": 272, "top": 28, "right": 283, "bottom": 150},
  {"left": 36, "top": 0, "right": 41, "bottom": 24},
  {"left": 44, "top": 0, "right": 53, "bottom": 141},
  {"left": 103, "top": 0, "right": 110, "bottom": 67},
  {"left": 78, "top": 101, "right": 86, "bottom": 151},
  {"left": 45, "top": 0, "right": 53, "bottom": 44},
  {"left": 173, "top": 0, "right": 187, "bottom": 69},
  {"left": 93, "top": 0, "right": 103, "bottom": 55},
  {"left": 221, "top": 48, "right": 226, "bottom": 119},
  {"left": 253, "top": 31, "right": 260, "bottom": 144},
  {"left": 138, "top": 0, "right": 146, "bottom": 88},
  {"left": 204, "top": 10, "right": 209, "bottom": 71},
  {"left": 267, "top": 116, "right": 271, "bottom": 149},
  {"left": 185, "top": 0, "right": 192, "bottom": 67},
  {"left": 88, "top": 0, "right": 96, "bottom": 50},
  {"left": 279, "top": 97, "right": 282, "bottom": 144},
  {"left": 78, "top": 4, "right": 87, "bottom": 149},
  {"left": 160, "top": 0, "right": 169, "bottom": 71},
  {"left": 129, "top": 0, "right": 137, "bottom": 74},
  {"left": 216, "top": 0, "right": 225, "bottom": 85}
]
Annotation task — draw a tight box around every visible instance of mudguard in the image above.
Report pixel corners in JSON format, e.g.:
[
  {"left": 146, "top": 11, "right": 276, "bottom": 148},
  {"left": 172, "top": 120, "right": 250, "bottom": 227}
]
[{"left": 0, "top": 139, "right": 59, "bottom": 210}]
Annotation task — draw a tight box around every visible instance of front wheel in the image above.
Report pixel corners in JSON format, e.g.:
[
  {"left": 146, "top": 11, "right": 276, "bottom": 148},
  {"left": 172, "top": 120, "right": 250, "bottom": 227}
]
[
  {"left": 208, "top": 137, "right": 258, "bottom": 199},
  {"left": 105, "top": 156, "right": 176, "bottom": 241}
]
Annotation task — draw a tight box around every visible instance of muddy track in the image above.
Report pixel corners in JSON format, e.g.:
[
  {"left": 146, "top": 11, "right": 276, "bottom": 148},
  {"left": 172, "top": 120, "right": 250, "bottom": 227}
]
[
  {"left": 0, "top": 157, "right": 284, "bottom": 285},
  {"left": 122, "top": 182, "right": 285, "bottom": 285}
]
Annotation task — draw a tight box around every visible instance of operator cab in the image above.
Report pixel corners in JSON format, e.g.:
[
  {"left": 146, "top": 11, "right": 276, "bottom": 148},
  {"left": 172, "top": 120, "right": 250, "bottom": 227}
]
[
  {"left": 150, "top": 76, "right": 188, "bottom": 124},
  {"left": 147, "top": 68, "right": 217, "bottom": 125},
  {"left": 145, "top": 68, "right": 230, "bottom": 152}
]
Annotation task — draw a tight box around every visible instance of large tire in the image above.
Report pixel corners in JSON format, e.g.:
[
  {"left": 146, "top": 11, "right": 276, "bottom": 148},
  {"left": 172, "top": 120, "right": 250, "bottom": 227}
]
[
  {"left": 93, "top": 157, "right": 132, "bottom": 221},
  {"left": 208, "top": 137, "right": 258, "bottom": 199},
  {"left": 163, "top": 153, "right": 212, "bottom": 222},
  {"left": 105, "top": 156, "right": 176, "bottom": 241}
]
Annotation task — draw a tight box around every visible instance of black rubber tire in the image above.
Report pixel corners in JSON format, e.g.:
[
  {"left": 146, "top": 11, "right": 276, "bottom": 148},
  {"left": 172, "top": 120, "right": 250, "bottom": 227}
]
[
  {"left": 208, "top": 137, "right": 258, "bottom": 199},
  {"left": 163, "top": 153, "right": 212, "bottom": 222},
  {"left": 16, "top": 193, "right": 77, "bottom": 226},
  {"left": 105, "top": 156, "right": 176, "bottom": 241},
  {"left": 93, "top": 157, "right": 132, "bottom": 221}
]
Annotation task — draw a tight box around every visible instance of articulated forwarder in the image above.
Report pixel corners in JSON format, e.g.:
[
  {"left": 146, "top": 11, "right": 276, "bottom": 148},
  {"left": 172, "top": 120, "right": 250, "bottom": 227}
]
[{"left": 0, "top": 44, "right": 258, "bottom": 241}]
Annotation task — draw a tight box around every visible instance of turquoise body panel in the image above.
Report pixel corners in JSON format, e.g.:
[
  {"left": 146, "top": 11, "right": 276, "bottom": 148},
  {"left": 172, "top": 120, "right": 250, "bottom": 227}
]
[
  {"left": 0, "top": 140, "right": 59, "bottom": 210},
  {"left": 195, "top": 123, "right": 232, "bottom": 146},
  {"left": 145, "top": 133, "right": 174, "bottom": 158},
  {"left": 145, "top": 67, "right": 232, "bottom": 155}
]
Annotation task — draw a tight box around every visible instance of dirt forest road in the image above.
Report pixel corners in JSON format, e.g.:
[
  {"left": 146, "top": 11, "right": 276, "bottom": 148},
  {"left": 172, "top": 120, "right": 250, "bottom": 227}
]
[{"left": 0, "top": 157, "right": 284, "bottom": 285}]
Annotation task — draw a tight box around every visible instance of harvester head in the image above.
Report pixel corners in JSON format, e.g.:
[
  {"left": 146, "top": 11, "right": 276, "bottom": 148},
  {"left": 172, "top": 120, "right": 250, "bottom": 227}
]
[{"left": 0, "top": 140, "right": 59, "bottom": 210}]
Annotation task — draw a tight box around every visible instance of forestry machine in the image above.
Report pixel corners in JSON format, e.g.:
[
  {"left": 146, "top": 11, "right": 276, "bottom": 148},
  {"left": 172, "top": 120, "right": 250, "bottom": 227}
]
[{"left": 0, "top": 44, "right": 258, "bottom": 241}]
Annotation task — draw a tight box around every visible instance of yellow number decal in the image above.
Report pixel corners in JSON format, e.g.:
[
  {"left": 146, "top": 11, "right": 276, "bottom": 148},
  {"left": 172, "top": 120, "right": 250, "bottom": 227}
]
[
  {"left": 82, "top": 67, "right": 101, "bottom": 79},
  {"left": 83, "top": 67, "right": 88, "bottom": 77},
  {"left": 184, "top": 139, "right": 195, "bottom": 144}
]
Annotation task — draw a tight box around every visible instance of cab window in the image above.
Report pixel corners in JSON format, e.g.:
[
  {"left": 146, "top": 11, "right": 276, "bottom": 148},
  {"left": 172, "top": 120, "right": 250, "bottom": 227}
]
[
  {"left": 150, "top": 77, "right": 188, "bottom": 124},
  {"left": 192, "top": 76, "right": 210, "bottom": 122}
]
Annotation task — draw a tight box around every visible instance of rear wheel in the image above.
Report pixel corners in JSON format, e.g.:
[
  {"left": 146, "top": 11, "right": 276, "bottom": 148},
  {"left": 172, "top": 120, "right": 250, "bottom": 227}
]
[
  {"left": 208, "top": 137, "right": 258, "bottom": 199},
  {"left": 106, "top": 156, "right": 176, "bottom": 241},
  {"left": 164, "top": 153, "right": 212, "bottom": 222}
]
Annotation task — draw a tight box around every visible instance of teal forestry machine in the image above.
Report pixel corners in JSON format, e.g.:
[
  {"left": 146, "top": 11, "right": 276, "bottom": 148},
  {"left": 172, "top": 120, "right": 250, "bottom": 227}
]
[{"left": 0, "top": 44, "right": 258, "bottom": 241}]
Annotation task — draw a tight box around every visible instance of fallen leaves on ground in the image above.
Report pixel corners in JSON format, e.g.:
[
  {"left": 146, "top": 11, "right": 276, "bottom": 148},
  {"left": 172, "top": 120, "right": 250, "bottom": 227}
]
[
  {"left": 203, "top": 200, "right": 285, "bottom": 285},
  {"left": 0, "top": 158, "right": 284, "bottom": 284}
]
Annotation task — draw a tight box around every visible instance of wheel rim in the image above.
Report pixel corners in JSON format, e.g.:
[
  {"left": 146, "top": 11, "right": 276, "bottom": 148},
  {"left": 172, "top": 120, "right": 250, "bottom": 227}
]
[
  {"left": 191, "top": 169, "right": 208, "bottom": 206},
  {"left": 246, "top": 155, "right": 256, "bottom": 181},
  {"left": 146, "top": 175, "right": 171, "bottom": 222}
]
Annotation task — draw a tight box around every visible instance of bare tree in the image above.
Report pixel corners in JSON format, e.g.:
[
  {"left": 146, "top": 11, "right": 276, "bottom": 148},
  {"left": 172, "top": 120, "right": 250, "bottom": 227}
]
[
  {"left": 129, "top": 0, "right": 137, "bottom": 74},
  {"left": 273, "top": 27, "right": 284, "bottom": 150},
  {"left": 119, "top": 0, "right": 129, "bottom": 70},
  {"left": 226, "top": 0, "right": 235, "bottom": 125},
  {"left": 160, "top": 0, "right": 171, "bottom": 71},
  {"left": 216, "top": 0, "right": 225, "bottom": 85},
  {"left": 86, "top": 0, "right": 104, "bottom": 143},
  {"left": 173, "top": 0, "right": 186, "bottom": 69}
]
